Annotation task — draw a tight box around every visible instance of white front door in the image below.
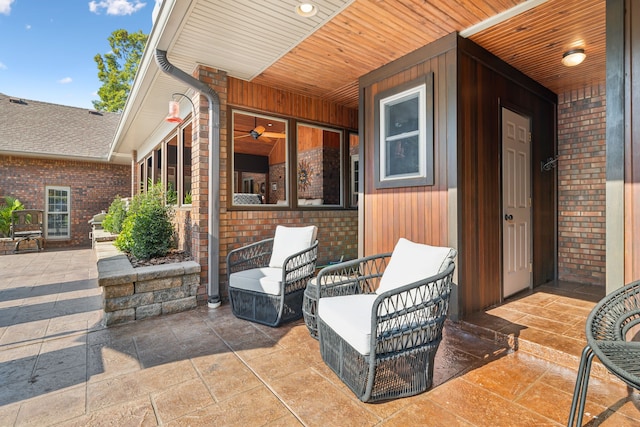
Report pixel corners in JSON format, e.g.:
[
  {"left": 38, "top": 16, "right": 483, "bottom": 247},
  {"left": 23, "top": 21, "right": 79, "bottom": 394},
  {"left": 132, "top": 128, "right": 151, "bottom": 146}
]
[{"left": 502, "top": 108, "right": 532, "bottom": 298}]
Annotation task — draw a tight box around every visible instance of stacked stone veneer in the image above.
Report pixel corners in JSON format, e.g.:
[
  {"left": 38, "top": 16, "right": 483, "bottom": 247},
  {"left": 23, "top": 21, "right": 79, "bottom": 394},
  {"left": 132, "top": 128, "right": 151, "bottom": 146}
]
[
  {"left": 0, "top": 237, "right": 44, "bottom": 255},
  {"left": 94, "top": 235, "right": 200, "bottom": 326}
]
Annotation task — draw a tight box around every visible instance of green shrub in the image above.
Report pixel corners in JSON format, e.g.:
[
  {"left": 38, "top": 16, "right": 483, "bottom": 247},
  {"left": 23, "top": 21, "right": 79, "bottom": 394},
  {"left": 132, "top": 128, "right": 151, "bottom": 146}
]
[
  {"left": 0, "top": 196, "right": 25, "bottom": 237},
  {"left": 102, "top": 197, "right": 127, "bottom": 233},
  {"left": 114, "top": 182, "right": 174, "bottom": 259}
]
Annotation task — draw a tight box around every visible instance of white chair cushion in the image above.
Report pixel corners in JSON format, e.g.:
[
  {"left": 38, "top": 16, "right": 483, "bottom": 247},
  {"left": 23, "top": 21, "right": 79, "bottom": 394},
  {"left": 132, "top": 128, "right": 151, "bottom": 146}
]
[
  {"left": 229, "top": 267, "right": 283, "bottom": 296},
  {"left": 376, "top": 238, "right": 456, "bottom": 295},
  {"left": 318, "top": 294, "right": 378, "bottom": 356},
  {"left": 268, "top": 225, "right": 318, "bottom": 268}
]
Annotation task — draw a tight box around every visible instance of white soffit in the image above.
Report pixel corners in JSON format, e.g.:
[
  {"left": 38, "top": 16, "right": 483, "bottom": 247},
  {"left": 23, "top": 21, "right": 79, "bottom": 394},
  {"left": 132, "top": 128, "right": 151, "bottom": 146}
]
[{"left": 173, "top": 0, "right": 355, "bottom": 80}]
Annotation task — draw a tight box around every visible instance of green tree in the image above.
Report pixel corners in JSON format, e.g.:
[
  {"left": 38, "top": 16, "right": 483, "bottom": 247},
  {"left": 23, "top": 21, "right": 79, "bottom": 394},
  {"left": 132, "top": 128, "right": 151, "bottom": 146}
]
[{"left": 93, "top": 29, "right": 148, "bottom": 112}]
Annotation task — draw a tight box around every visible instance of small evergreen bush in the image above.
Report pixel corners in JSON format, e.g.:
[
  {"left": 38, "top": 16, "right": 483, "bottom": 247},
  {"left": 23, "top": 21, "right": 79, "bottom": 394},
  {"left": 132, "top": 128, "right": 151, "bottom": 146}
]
[
  {"left": 102, "top": 196, "right": 127, "bottom": 233},
  {"left": 114, "top": 182, "right": 175, "bottom": 259}
]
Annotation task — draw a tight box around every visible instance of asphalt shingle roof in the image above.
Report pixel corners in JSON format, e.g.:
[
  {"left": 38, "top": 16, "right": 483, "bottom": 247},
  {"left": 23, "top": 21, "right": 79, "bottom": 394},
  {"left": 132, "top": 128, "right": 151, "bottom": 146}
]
[{"left": 0, "top": 93, "right": 121, "bottom": 161}]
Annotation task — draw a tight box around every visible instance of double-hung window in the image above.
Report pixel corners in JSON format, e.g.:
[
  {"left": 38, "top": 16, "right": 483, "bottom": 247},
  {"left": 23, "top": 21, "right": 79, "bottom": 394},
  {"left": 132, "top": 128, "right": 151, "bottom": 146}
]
[{"left": 46, "top": 186, "right": 70, "bottom": 239}]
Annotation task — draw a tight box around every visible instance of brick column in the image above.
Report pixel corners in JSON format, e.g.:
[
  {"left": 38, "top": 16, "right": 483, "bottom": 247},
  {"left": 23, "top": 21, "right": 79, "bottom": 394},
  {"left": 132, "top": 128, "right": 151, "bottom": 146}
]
[
  {"left": 557, "top": 83, "right": 606, "bottom": 285},
  {"left": 190, "top": 66, "right": 227, "bottom": 304}
]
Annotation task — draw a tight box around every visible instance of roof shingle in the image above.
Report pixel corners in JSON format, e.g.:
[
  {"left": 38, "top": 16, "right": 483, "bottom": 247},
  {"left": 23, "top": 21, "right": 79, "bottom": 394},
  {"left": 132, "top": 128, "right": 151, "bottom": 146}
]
[{"left": 0, "top": 93, "right": 120, "bottom": 161}]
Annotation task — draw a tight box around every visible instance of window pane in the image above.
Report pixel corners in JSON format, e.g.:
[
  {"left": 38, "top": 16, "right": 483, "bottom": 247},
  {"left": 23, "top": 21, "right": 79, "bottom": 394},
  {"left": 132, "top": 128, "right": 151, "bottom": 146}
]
[
  {"left": 385, "top": 135, "right": 420, "bottom": 176},
  {"left": 154, "top": 146, "right": 162, "bottom": 184},
  {"left": 350, "top": 133, "right": 359, "bottom": 207},
  {"left": 385, "top": 94, "right": 419, "bottom": 138},
  {"left": 146, "top": 156, "right": 152, "bottom": 188},
  {"left": 232, "top": 111, "right": 287, "bottom": 206},
  {"left": 182, "top": 125, "right": 192, "bottom": 204},
  {"left": 46, "top": 187, "right": 70, "bottom": 239},
  {"left": 297, "top": 124, "right": 342, "bottom": 206},
  {"left": 167, "top": 135, "right": 178, "bottom": 205},
  {"left": 47, "top": 214, "right": 69, "bottom": 237},
  {"left": 138, "top": 162, "right": 145, "bottom": 192}
]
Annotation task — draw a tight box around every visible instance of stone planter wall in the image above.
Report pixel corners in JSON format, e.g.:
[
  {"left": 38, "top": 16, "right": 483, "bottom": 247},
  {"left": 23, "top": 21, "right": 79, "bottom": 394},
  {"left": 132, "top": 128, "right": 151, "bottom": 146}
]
[
  {"left": 0, "top": 237, "right": 44, "bottom": 255},
  {"left": 94, "top": 237, "right": 201, "bottom": 326}
]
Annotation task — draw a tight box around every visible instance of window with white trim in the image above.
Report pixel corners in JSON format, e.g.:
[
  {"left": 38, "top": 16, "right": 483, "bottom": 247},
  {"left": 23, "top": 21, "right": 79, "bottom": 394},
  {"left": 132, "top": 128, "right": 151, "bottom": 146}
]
[
  {"left": 45, "top": 186, "right": 70, "bottom": 239},
  {"left": 374, "top": 74, "right": 434, "bottom": 188}
]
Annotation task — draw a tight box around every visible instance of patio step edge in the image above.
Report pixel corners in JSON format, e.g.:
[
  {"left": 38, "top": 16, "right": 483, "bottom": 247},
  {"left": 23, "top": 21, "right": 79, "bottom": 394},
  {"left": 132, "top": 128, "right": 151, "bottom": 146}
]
[{"left": 458, "top": 320, "right": 613, "bottom": 381}]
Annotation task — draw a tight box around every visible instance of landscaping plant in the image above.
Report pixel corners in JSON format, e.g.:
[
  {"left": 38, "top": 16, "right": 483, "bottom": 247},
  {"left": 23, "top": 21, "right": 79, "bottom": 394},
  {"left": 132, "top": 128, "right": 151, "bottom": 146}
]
[
  {"left": 0, "top": 196, "right": 25, "bottom": 237},
  {"left": 102, "top": 196, "right": 127, "bottom": 234},
  {"left": 114, "top": 182, "right": 175, "bottom": 259}
]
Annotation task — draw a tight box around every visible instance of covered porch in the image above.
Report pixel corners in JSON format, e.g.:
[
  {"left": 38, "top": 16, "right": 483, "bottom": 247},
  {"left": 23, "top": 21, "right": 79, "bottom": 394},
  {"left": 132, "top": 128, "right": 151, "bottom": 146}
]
[{"left": 1, "top": 249, "right": 638, "bottom": 425}]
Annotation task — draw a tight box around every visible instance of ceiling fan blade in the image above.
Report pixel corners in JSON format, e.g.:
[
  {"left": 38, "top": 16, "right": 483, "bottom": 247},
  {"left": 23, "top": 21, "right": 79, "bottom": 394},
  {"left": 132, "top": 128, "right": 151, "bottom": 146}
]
[
  {"left": 261, "top": 131, "right": 286, "bottom": 139},
  {"left": 234, "top": 134, "right": 253, "bottom": 140}
]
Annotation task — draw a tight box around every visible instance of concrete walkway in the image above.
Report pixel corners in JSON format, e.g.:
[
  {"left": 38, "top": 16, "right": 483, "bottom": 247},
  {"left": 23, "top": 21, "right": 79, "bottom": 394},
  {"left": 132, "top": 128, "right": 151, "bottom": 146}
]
[{"left": 1, "top": 249, "right": 638, "bottom": 426}]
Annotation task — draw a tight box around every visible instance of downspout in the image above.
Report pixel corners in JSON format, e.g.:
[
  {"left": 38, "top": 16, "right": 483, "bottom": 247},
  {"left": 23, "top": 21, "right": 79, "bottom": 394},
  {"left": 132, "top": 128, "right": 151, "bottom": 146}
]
[{"left": 155, "top": 49, "right": 221, "bottom": 308}]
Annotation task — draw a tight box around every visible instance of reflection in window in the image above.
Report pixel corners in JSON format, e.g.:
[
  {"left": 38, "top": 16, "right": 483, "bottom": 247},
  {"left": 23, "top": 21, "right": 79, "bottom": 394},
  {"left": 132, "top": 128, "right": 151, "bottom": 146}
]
[
  {"left": 375, "top": 74, "right": 433, "bottom": 188},
  {"left": 182, "top": 125, "right": 192, "bottom": 204},
  {"left": 154, "top": 146, "right": 162, "bottom": 184},
  {"left": 296, "top": 123, "right": 342, "bottom": 206},
  {"left": 349, "top": 133, "right": 359, "bottom": 207},
  {"left": 46, "top": 186, "right": 70, "bottom": 239},
  {"left": 232, "top": 110, "right": 288, "bottom": 206},
  {"left": 137, "top": 120, "right": 192, "bottom": 206},
  {"left": 382, "top": 87, "right": 422, "bottom": 178},
  {"left": 166, "top": 135, "right": 178, "bottom": 204}
]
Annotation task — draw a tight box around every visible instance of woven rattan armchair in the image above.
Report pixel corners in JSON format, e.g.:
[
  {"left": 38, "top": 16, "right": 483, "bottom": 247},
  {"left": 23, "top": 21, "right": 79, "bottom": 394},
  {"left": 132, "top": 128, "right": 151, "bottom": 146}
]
[
  {"left": 227, "top": 225, "right": 318, "bottom": 327},
  {"left": 316, "top": 238, "right": 456, "bottom": 402}
]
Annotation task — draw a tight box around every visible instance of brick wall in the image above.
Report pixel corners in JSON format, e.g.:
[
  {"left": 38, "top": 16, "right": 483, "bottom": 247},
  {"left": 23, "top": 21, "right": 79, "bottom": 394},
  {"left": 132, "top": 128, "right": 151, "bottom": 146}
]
[
  {"left": 557, "top": 83, "right": 606, "bottom": 285},
  {"left": 0, "top": 155, "right": 130, "bottom": 247},
  {"left": 220, "top": 209, "right": 358, "bottom": 299}
]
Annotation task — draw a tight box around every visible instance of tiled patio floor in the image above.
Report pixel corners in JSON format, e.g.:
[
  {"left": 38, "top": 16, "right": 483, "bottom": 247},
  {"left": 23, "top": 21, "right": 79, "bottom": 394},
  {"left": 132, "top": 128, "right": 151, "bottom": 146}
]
[{"left": 0, "top": 249, "right": 639, "bottom": 426}]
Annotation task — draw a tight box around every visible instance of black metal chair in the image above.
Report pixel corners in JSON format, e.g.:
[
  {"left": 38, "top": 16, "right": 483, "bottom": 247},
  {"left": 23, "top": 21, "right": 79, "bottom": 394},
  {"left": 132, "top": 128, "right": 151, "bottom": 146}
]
[
  {"left": 568, "top": 280, "right": 640, "bottom": 426},
  {"left": 227, "top": 225, "right": 318, "bottom": 327},
  {"left": 316, "top": 238, "right": 456, "bottom": 402}
]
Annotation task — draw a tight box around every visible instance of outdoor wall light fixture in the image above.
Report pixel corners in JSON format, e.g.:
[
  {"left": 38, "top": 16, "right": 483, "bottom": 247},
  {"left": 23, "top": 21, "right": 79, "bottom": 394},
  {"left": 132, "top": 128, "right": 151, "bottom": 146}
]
[
  {"left": 296, "top": 2, "right": 318, "bottom": 17},
  {"left": 561, "top": 49, "right": 586, "bottom": 67},
  {"left": 165, "top": 92, "right": 195, "bottom": 123}
]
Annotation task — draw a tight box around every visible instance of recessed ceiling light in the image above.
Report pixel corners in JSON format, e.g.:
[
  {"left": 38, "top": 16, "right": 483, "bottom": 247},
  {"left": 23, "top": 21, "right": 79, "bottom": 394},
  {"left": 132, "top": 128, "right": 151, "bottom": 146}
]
[
  {"left": 561, "top": 49, "right": 586, "bottom": 67},
  {"left": 296, "top": 3, "right": 318, "bottom": 17}
]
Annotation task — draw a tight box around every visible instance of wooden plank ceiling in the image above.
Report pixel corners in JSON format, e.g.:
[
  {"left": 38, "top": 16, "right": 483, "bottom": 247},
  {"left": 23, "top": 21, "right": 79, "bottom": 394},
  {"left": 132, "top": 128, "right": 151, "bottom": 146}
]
[{"left": 250, "top": 0, "right": 605, "bottom": 109}]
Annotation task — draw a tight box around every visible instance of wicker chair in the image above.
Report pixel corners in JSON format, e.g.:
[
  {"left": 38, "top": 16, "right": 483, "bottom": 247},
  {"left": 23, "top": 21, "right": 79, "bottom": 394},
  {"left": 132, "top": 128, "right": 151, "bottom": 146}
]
[
  {"left": 568, "top": 280, "right": 640, "bottom": 426},
  {"left": 227, "top": 225, "right": 318, "bottom": 327},
  {"left": 316, "top": 238, "right": 456, "bottom": 402}
]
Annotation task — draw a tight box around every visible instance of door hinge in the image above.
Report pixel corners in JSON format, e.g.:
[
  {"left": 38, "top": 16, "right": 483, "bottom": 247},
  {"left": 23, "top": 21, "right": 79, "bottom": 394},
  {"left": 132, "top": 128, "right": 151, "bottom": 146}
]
[
  {"left": 529, "top": 263, "right": 532, "bottom": 273},
  {"left": 529, "top": 198, "right": 532, "bottom": 207},
  {"left": 528, "top": 132, "right": 532, "bottom": 143}
]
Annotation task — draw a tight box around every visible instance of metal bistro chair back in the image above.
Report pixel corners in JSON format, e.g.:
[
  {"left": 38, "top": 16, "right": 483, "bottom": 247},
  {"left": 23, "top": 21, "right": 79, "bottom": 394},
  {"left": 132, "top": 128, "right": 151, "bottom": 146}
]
[{"left": 568, "top": 280, "right": 640, "bottom": 426}]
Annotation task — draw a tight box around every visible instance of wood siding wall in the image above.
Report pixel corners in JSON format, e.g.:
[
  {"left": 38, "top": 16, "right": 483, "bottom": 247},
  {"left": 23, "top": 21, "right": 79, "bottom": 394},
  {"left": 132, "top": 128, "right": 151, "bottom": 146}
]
[
  {"left": 625, "top": 0, "right": 640, "bottom": 282},
  {"left": 360, "top": 35, "right": 457, "bottom": 258},
  {"left": 360, "top": 33, "right": 557, "bottom": 319},
  {"left": 457, "top": 37, "right": 557, "bottom": 316}
]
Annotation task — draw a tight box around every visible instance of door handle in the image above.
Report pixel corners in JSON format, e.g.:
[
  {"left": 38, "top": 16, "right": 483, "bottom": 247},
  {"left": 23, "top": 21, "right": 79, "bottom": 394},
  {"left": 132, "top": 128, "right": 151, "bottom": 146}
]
[{"left": 504, "top": 214, "right": 513, "bottom": 221}]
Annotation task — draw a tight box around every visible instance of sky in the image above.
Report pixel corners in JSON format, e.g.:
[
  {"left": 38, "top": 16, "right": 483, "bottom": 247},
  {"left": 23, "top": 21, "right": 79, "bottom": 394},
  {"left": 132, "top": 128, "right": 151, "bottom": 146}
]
[{"left": 0, "top": 0, "right": 156, "bottom": 109}]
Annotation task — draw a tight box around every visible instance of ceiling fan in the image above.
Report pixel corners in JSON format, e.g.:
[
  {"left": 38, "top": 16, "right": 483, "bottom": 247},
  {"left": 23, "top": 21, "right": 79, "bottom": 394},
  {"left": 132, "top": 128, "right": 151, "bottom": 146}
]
[{"left": 235, "top": 125, "right": 286, "bottom": 142}]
